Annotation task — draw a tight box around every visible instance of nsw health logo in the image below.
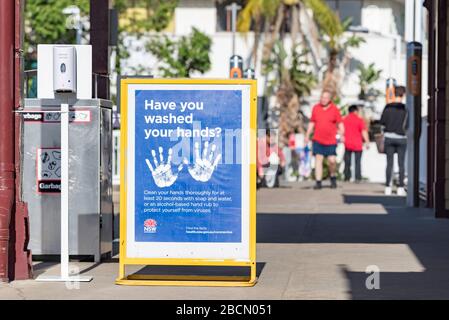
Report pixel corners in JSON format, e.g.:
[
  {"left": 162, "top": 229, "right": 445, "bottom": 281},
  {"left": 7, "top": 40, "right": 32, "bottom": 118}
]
[{"left": 144, "top": 219, "right": 157, "bottom": 233}]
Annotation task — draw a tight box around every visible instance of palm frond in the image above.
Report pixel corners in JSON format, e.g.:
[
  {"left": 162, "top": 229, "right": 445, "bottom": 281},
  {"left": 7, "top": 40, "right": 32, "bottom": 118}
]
[{"left": 303, "top": 0, "right": 343, "bottom": 50}]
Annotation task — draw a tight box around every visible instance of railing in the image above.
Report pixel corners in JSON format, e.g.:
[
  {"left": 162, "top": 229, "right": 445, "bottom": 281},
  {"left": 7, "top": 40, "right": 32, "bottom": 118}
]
[
  {"left": 22, "top": 69, "right": 110, "bottom": 99},
  {"left": 23, "top": 69, "right": 37, "bottom": 98},
  {"left": 112, "top": 125, "right": 120, "bottom": 186},
  {"left": 92, "top": 73, "right": 110, "bottom": 99}
]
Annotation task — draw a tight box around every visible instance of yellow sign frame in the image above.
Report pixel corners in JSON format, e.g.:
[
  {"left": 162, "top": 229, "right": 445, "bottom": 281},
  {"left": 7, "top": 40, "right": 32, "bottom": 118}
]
[{"left": 116, "top": 78, "right": 257, "bottom": 286}]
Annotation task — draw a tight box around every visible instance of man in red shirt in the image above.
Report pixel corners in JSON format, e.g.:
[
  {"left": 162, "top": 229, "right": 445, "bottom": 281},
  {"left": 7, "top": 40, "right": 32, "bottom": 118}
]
[
  {"left": 305, "top": 90, "right": 344, "bottom": 189},
  {"left": 343, "top": 105, "right": 370, "bottom": 182}
]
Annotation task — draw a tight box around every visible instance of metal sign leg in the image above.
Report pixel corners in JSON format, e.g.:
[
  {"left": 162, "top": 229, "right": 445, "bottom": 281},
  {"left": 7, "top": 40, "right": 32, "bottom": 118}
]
[{"left": 36, "top": 102, "right": 92, "bottom": 282}]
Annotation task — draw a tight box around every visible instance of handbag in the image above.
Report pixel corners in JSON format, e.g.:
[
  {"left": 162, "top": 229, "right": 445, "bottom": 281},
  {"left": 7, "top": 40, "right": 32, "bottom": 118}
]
[
  {"left": 374, "top": 132, "right": 385, "bottom": 154},
  {"left": 375, "top": 105, "right": 408, "bottom": 154}
]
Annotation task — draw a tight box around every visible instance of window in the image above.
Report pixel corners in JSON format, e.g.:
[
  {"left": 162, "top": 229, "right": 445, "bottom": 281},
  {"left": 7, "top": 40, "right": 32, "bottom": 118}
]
[
  {"left": 216, "top": 0, "right": 247, "bottom": 32},
  {"left": 325, "top": 0, "right": 363, "bottom": 26},
  {"left": 327, "top": 0, "right": 337, "bottom": 11}
]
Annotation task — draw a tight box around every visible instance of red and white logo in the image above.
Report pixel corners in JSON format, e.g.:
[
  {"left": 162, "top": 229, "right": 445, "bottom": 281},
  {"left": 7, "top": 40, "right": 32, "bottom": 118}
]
[{"left": 144, "top": 219, "right": 157, "bottom": 233}]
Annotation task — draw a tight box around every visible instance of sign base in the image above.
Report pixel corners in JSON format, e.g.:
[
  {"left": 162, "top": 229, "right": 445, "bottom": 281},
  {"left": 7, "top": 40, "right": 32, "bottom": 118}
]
[
  {"left": 115, "top": 272, "right": 256, "bottom": 287},
  {"left": 115, "top": 259, "right": 257, "bottom": 287},
  {"left": 36, "top": 275, "right": 93, "bottom": 282}
]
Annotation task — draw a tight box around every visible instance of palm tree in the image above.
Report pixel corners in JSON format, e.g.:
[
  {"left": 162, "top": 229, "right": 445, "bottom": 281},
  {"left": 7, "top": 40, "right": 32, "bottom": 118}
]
[
  {"left": 237, "top": 0, "right": 363, "bottom": 145},
  {"left": 263, "top": 41, "right": 316, "bottom": 145},
  {"left": 237, "top": 0, "right": 308, "bottom": 71},
  {"left": 239, "top": 0, "right": 364, "bottom": 92},
  {"left": 237, "top": 0, "right": 280, "bottom": 70},
  {"left": 237, "top": 0, "right": 319, "bottom": 146},
  {"left": 357, "top": 62, "right": 382, "bottom": 100},
  {"left": 303, "top": 0, "right": 365, "bottom": 96}
]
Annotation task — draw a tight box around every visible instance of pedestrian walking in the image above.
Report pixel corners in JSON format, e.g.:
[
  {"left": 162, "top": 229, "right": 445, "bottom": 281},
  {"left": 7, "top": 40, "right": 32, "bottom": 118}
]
[
  {"left": 288, "top": 129, "right": 312, "bottom": 181},
  {"left": 257, "top": 130, "right": 286, "bottom": 188},
  {"left": 305, "top": 90, "right": 344, "bottom": 189},
  {"left": 380, "top": 85, "right": 407, "bottom": 196},
  {"left": 343, "top": 104, "right": 370, "bottom": 182}
]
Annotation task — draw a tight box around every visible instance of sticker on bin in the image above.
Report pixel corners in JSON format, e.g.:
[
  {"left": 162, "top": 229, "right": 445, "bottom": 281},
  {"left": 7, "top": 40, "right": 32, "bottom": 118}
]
[
  {"left": 23, "top": 110, "right": 91, "bottom": 123},
  {"left": 36, "top": 148, "right": 61, "bottom": 194}
]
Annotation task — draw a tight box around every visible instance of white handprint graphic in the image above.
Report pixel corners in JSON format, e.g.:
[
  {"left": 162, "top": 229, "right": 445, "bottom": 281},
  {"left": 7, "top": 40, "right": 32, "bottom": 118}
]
[
  {"left": 145, "top": 147, "right": 183, "bottom": 188},
  {"left": 183, "top": 141, "right": 221, "bottom": 182}
]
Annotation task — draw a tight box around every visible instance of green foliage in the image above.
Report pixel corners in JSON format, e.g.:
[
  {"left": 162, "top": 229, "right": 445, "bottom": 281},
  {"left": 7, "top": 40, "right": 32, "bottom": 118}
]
[
  {"left": 238, "top": 0, "right": 282, "bottom": 32},
  {"left": 358, "top": 62, "right": 382, "bottom": 87},
  {"left": 311, "top": 158, "right": 344, "bottom": 180},
  {"left": 263, "top": 41, "right": 316, "bottom": 99},
  {"left": 303, "top": 0, "right": 342, "bottom": 50},
  {"left": 357, "top": 62, "right": 382, "bottom": 99},
  {"left": 24, "top": 0, "right": 89, "bottom": 56},
  {"left": 290, "top": 48, "right": 317, "bottom": 97},
  {"left": 303, "top": 0, "right": 364, "bottom": 96},
  {"left": 113, "top": 0, "right": 178, "bottom": 75},
  {"left": 115, "top": 0, "right": 178, "bottom": 34},
  {"left": 146, "top": 28, "right": 212, "bottom": 78},
  {"left": 303, "top": 1, "right": 365, "bottom": 53},
  {"left": 341, "top": 18, "right": 365, "bottom": 50}
]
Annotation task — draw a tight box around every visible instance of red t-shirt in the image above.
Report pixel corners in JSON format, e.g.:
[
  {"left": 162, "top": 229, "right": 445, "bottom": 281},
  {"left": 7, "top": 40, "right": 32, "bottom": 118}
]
[
  {"left": 311, "top": 103, "right": 342, "bottom": 145},
  {"left": 256, "top": 136, "right": 286, "bottom": 171},
  {"left": 343, "top": 112, "right": 366, "bottom": 151},
  {"left": 288, "top": 133, "right": 296, "bottom": 149}
]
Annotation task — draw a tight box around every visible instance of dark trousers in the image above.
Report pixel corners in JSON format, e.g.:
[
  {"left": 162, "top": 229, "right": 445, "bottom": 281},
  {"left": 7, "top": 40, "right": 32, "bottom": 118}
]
[
  {"left": 344, "top": 150, "right": 362, "bottom": 181},
  {"left": 385, "top": 137, "right": 407, "bottom": 187}
]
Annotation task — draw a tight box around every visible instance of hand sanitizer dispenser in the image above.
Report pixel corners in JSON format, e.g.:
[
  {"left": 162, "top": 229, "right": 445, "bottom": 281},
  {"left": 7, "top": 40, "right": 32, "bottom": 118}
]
[{"left": 53, "top": 46, "right": 76, "bottom": 93}]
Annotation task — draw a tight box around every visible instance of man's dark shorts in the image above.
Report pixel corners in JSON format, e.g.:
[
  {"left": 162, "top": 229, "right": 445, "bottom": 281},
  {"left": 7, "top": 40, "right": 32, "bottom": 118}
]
[{"left": 312, "top": 141, "right": 337, "bottom": 156}]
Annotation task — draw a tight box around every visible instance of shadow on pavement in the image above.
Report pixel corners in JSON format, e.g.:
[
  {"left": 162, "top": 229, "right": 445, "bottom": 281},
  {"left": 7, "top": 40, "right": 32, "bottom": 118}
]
[
  {"left": 257, "top": 188, "right": 449, "bottom": 299},
  {"left": 131, "top": 263, "right": 265, "bottom": 278},
  {"left": 340, "top": 264, "right": 449, "bottom": 299},
  {"left": 343, "top": 194, "right": 406, "bottom": 207},
  {"left": 31, "top": 261, "right": 59, "bottom": 277}
]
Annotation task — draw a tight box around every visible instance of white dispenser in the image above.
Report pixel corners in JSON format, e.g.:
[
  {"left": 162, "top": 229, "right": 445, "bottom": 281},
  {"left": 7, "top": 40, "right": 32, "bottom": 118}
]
[{"left": 53, "top": 46, "right": 77, "bottom": 93}]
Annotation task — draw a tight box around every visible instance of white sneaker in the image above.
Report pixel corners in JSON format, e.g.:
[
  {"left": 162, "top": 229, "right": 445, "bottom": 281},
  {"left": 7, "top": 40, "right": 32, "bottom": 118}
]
[
  {"left": 384, "top": 187, "right": 392, "bottom": 195},
  {"left": 397, "top": 187, "right": 406, "bottom": 196}
]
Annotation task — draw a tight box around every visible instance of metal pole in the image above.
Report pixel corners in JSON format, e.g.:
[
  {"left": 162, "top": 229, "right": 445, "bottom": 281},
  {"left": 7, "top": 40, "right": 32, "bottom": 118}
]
[
  {"left": 90, "top": 0, "right": 110, "bottom": 100},
  {"left": 231, "top": 2, "right": 237, "bottom": 56},
  {"left": 76, "top": 10, "right": 81, "bottom": 45},
  {"left": 406, "top": 42, "right": 422, "bottom": 207},
  {"left": 0, "top": 0, "right": 15, "bottom": 282},
  {"left": 60, "top": 101, "right": 69, "bottom": 279},
  {"left": 35, "top": 107, "right": 92, "bottom": 283},
  {"left": 414, "top": 0, "right": 423, "bottom": 44},
  {"left": 405, "top": 0, "right": 415, "bottom": 43},
  {"left": 226, "top": 3, "right": 241, "bottom": 57},
  {"left": 76, "top": 28, "right": 81, "bottom": 45},
  {"left": 433, "top": 0, "right": 448, "bottom": 218}
]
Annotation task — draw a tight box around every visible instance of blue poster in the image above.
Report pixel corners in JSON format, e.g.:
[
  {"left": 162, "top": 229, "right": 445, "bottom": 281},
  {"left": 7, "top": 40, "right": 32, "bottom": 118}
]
[{"left": 134, "top": 89, "right": 242, "bottom": 243}]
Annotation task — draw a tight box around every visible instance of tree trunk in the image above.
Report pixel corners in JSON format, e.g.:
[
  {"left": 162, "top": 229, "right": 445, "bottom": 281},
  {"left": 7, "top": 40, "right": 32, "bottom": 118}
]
[
  {"left": 290, "top": 4, "right": 300, "bottom": 47},
  {"left": 262, "top": 3, "right": 285, "bottom": 63},
  {"left": 262, "top": 4, "right": 285, "bottom": 130},
  {"left": 251, "top": 17, "right": 262, "bottom": 71},
  {"left": 323, "top": 49, "right": 338, "bottom": 96}
]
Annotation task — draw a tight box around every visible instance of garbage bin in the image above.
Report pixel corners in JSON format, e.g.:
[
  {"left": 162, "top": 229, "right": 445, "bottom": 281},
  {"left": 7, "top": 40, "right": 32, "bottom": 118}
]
[{"left": 21, "top": 98, "right": 113, "bottom": 262}]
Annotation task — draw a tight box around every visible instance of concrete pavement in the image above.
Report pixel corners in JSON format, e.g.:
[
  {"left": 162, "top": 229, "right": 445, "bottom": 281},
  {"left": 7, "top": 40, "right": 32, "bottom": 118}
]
[{"left": 2, "top": 181, "right": 449, "bottom": 299}]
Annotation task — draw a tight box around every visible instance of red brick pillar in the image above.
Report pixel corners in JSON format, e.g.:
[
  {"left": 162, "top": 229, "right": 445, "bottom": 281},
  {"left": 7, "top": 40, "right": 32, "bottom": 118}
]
[{"left": 0, "top": 0, "right": 16, "bottom": 282}]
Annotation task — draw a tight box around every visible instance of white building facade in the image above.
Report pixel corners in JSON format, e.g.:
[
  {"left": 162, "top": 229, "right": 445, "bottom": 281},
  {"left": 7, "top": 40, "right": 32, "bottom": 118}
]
[
  {"left": 115, "top": 0, "right": 427, "bottom": 184},
  {"left": 121, "top": 0, "right": 425, "bottom": 115}
]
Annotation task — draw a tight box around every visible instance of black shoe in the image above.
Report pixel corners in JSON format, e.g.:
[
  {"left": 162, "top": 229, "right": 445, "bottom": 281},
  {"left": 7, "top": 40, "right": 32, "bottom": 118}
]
[
  {"left": 330, "top": 177, "right": 337, "bottom": 189},
  {"left": 313, "top": 181, "right": 322, "bottom": 190}
]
